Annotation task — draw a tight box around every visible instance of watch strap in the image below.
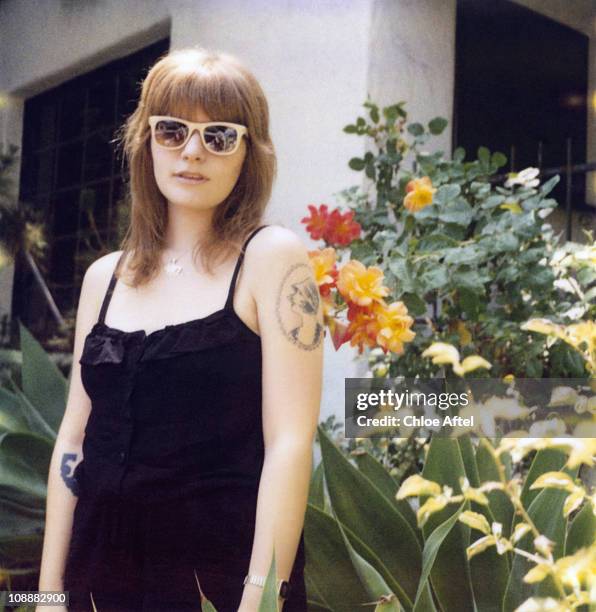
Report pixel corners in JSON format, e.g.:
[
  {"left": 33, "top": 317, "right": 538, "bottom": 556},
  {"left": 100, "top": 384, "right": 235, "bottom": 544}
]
[{"left": 243, "top": 574, "right": 292, "bottom": 599}]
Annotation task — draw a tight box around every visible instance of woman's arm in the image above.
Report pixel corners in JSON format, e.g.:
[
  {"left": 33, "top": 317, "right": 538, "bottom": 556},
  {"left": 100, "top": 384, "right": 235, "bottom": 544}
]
[
  {"left": 238, "top": 227, "right": 324, "bottom": 611},
  {"left": 36, "top": 254, "right": 117, "bottom": 608}
]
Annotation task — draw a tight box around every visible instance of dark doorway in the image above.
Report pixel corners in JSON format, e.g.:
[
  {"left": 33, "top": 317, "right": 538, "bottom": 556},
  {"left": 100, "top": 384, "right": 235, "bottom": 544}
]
[{"left": 454, "top": 0, "right": 589, "bottom": 210}]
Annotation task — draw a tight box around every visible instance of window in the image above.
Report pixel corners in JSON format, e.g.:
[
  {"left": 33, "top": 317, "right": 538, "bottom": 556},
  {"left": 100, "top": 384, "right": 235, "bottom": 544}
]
[{"left": 14, "top": 38, "right": 169, "bottom": 341}]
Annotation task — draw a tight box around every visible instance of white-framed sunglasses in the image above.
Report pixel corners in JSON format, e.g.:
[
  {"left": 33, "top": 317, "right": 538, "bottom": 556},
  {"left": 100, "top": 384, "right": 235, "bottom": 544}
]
[{"left": 148, "top": 115, "right": 249, "bottom": 155}]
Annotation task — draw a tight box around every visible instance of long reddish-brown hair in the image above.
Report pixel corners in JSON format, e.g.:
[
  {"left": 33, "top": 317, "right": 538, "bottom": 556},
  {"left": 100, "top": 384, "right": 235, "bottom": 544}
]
[{"left": 113, "top": 46, "right": 276, "bottom": 286}]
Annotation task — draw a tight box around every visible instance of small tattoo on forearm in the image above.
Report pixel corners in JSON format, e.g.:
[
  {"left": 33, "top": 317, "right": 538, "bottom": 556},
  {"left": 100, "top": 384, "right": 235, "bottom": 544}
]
[
  {"left": 61, "top": 453, "right": 80, "bottom": 497},
  {"left": 276, "top": 263, "right": 323, "bottom": 351}
]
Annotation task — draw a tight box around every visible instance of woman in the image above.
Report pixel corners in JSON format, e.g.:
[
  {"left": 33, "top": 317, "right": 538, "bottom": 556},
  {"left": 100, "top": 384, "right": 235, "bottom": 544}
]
[{"left": 37, "top": 46, "right": 323, "bottom": 612}]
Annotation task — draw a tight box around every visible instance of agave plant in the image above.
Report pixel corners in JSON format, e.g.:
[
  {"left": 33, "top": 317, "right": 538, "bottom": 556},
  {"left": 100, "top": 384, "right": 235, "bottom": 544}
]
[
  {"left": 304, "top": 427, "right": 595, "bottom": 611},
  {"left": 0, "top": 322, "right": 67, "bottom": 593}
]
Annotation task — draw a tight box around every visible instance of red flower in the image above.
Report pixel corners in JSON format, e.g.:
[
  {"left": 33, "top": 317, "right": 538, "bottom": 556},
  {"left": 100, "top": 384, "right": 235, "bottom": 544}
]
[
  {"left": 301, "top": 203, "right": 361, "bottom": 246},
  {"left": 325, "top": 209, "right": 362, "bottom": 246},
  {"left": 301, "top": 204, "right": 330, "bottom": 240}
]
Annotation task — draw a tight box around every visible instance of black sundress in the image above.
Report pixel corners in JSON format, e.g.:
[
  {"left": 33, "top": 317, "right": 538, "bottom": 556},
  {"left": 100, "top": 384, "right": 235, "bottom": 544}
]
[{"left": 62, "top": 224, "right": 307, "bottom": 611}]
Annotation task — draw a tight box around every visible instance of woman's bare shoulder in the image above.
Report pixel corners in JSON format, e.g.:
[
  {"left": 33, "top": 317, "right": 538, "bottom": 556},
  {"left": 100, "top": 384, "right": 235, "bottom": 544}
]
[
  {"left": 246, "top": 224, "right": 307, "bottom": 258},
  {"left": 84, "top": 250, "right": 124, "bottom": 288},
  {"left": 242, "top": 225, "right": 311, "bottom": 293},
  {"left": 79, "top": 251, "right": 125, "bottom": 308}
]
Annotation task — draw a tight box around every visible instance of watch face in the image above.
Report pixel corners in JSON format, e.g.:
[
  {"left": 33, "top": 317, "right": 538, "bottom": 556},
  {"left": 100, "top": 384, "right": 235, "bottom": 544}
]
[{"left": 279, "top": 580, "right": 291, "bottom": 598}]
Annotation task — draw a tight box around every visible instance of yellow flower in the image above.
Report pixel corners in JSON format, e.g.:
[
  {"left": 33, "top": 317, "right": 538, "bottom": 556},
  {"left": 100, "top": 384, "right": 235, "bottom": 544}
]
[
  {"left": 396, "top": 474, "right": 441, "bottom": 499},
  {"left": 500, "top": 201, "right": 523, "bottom": 214},
  {"left": 421, "top": 342, "right": 492, "bottom": 377},
  {"left": 456, "top": 320, "right": 472, "bottom": 346},
  {"left": 308, "top": 247, "right": 337, "bottom": 286},
  {"left": 336, "top": 260, "right": 390, "bottom": 307},
  {"left": 522, "top": 318, "right": 596, "bottom": 375},
  {"left": 403, "top": 176, "right": 437, "bottom": 213},
  {"left": 373, "top": 301, "right": 416, "bottom": 355}
]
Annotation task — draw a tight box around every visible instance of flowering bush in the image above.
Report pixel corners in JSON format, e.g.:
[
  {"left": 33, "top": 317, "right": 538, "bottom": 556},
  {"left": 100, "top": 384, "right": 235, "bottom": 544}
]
[
  {"left": 302, "top": 99, "right": 595, "bottom": 612},
  {"left": 303, "top": 99, "right": 595, "bottom": 381}
]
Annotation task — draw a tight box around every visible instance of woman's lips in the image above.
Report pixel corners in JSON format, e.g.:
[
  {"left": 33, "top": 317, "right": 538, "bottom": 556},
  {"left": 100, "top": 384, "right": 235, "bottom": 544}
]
[{"left": 174, "top": 174, "right": 209, "bottom": 184}]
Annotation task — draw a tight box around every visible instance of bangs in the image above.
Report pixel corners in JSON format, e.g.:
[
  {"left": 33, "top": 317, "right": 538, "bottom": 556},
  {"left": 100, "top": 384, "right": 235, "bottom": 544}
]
[{"left": 147, "top": 66, "right": 247, "bottom": 125}]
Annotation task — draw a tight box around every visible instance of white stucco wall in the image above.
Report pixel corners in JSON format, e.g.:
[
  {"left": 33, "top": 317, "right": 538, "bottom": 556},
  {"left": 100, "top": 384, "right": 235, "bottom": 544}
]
[
  {"left": 368, "top": 0, "right": 457, "bottom": 160},
  {"left": 0, "top": 0, "right": 374, "bottom": 428}
]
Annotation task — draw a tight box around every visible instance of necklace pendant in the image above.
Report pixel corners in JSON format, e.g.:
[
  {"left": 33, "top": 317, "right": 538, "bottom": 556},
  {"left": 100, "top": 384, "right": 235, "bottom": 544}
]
[{"left": 164, "top": 257, "right": 183, "bottom": 276}]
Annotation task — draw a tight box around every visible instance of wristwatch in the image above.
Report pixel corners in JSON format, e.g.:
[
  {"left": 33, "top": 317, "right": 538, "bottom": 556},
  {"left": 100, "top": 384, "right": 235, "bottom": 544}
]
[{"left": 243, "top": 574, "right": 292, "bottom": 599}]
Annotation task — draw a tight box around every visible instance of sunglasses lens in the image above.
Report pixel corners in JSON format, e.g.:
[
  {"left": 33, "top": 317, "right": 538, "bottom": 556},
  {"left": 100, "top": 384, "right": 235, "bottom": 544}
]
[
  {"left": 154, "top": 120, "right": 189, "bottom": 147},
  {"left": 203, "top": 125, "right": 240, "bottom": 154}
]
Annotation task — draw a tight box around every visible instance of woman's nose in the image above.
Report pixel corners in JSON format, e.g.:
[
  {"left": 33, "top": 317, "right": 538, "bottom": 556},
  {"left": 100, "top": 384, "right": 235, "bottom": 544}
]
[{"left": 182, "top": 130, "right": 206, "bottom": 159}]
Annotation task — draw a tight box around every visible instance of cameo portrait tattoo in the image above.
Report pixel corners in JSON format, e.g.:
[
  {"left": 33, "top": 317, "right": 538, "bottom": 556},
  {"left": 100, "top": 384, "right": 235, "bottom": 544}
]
[
  {"left": 61, "top": 452, "right": 81, "bottom": 497},
  {"left": 276, "top": 262, "right": 323, "bottom": 350}
]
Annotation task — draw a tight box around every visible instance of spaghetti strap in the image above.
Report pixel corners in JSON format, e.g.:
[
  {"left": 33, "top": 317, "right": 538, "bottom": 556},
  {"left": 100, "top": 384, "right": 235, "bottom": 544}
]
[
  {"left": 98, "top": 251, "right": 126, "bottom": 325},
  {"left": 224, "top": 225, "right": 269, "bottom": 311}
]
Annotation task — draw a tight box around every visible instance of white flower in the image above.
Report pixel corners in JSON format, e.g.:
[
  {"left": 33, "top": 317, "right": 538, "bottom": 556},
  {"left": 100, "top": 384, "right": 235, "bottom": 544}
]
[
  {"left": 528, "top": 418, "right": 567, "bottom": 437},
  {"left": 537, "top": 207, "right": 554, "bottom": 219},
  {"left": 505, "top": 167, "right": 540, "bottom": 189}
]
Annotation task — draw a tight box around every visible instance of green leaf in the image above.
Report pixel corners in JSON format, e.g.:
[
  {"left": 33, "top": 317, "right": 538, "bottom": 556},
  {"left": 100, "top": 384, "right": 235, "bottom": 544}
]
[
  {"left": 437, "top": 199, "right": 473, "bottom": 226},
  {"left": 318, "top": 426, "right": 422, "bottom": 608},
  {"left": 304, "top": 504, "right": 398, "bottom": 611},
  {"left": 417, "top": 234, "right": 459, "bottom": 252},
  {"left": 491, "top": 152, "right": 507, "bottom": 169},
  {"left": 458, "top": 436, "right": 480, "bottom": 487},
  {"left": 407, "top": 123, "right": 424, "bottom": 137},
  {"left": 366, "top": 161, "right": 376, "bottom": 180},
  {"left": 475, "top": 444, "right": 513, "bottom": 538},
  {"left": 19, "top": 323, "right": 67, "bottom": 436},
  {"left": 443, "top": 245, "right": 487, "bottom": 265},
  {"left": 421, "top": 438, "right": 475, "bottom": 611},
  {"left": 458, "top": 288, "right": 480, "bottom": 320},
  {"left": 453, "top": 269, "right": 490, "bottom": 294},
  {"left": 412, "top": 503, "right": 465, "bottom": 612},
  {"left": 344, "top": 124, "right": 358, "bottom": 134},
  {"left": 350, "top": 241, "right": 378, "bottom": 266},
  {"left": 308, "top": 461, "right": 326, "bottom": 509},
  {"left": 520, "top": 449, "right": 567, "bottom": 509},
  {"left": 566, "top": 500, "right": 596, "bottom": 555},
  {"left": 258, "top": 549, "right": 281, "bottom": 612},
  {"left": 428, "top": 117, "right": 448, "bottom": 135},
  {"left": 400, "top": 293, "right": 427, "bottom": 317},
  {"left": 434, "top": 184, "right": 461, "bottom": 205},
  {"left": 0, "top": 431, "right": 52, "bottom": 500},
  {"left": 539, "top": 175, "right": 560, "bottom": 197},
  {"left": 352, "top": 451, "right": 420, "bottom": 541},
  {"left": 480, "top": 195, "right": 506, "bottom": 210},
  {"left": 0, "top": 494, "right": 45, "bottom": 564},
  {"left": 418, "top": 266, "right": 448, "bottom": 292},
  {"left": 0, "top": 387, "right": 29, "bottom": 434},
  {"left": 493, "top": 234, "right": 519, "bottom": 252},
  {"left": 349, "top": 157, "right": 366, "bottom": 171},
  {"left": 453, "top": 148, "right": 466, "bottom": 162},
  {"left": 334, "top": 512, "right": 403, "bottom": 611},
  {"left": 388, "top": 257, "right": 416, "bottom": 294},
  {"left": 459, "top": 439, "right": 510, "bottom": 610},
  {"left": 477, "top": 147, "right": 490, "bottom": 166}
]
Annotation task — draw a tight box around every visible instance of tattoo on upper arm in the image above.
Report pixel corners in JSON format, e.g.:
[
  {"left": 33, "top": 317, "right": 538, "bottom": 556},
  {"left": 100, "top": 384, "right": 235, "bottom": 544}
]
[
  {"left": 61, "top": 452, "right": 81, "bottom": 497},
  {"left": 275, "top": 262, "right": 323, "bottom": 350}
]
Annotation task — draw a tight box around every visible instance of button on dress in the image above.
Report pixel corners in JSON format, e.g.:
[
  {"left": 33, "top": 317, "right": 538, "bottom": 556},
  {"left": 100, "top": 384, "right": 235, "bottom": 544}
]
[{"left": 63, "top": 225, "right": 307, "bottom": 611}]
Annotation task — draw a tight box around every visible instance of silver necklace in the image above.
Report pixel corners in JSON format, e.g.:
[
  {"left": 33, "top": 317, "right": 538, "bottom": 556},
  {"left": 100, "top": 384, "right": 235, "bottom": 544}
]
[{"left": 163, "top": 247, "right": 194, "bottom": 277}]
